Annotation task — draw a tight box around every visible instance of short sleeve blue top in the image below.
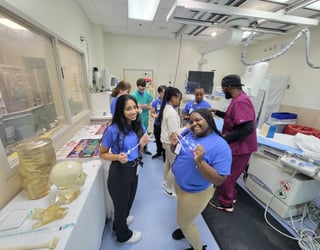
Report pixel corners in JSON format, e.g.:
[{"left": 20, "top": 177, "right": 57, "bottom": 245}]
[
  {"left": 101, "top": 124, "right": 140, "bottom": 161},
  {"left": 183, "top": 99, "right": 211, "bottom": 115},
  {"left": 151, "top": 97, "right": 162, "bottom": 126},
  {"left": 172, "top": 129, "right": 232, "bottom": 193}
]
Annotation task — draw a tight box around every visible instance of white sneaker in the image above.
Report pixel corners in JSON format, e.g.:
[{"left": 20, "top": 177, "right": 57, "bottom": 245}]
[
  {"left": 126, "top": 215, "right": 134, "bottom": 225},
  {"left": 118, "top": 231, "right": 142, "bottom": 244},
  {"left": 163, "top": 187, "right": 176, "bottom": 198},
  {"left": 112, "top": 215, "right": 134, "bottom": 234},
  {"left": 162, "top": 181, "right": 167, "bottom": 189}
]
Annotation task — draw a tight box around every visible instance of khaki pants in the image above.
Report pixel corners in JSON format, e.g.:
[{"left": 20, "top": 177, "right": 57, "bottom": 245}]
[
  {"left": 162, "top": 143, "right": 176, "bottom": 188},
  {"left": 175, "top": 184, "right": 215, "bottom": 250}
]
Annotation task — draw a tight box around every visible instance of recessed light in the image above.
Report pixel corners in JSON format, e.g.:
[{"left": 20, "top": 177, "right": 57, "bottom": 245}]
[{"left": 211, "top": 31, "right": 217, "bottom": 37}]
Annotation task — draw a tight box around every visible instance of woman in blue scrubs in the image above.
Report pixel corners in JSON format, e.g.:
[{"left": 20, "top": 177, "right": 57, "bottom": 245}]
[
  {"left": 110, "top": 80, "right": 131, "bottom": 116},
  {"left": 99, "top": 94, "right": 149, "bottom": 245}
]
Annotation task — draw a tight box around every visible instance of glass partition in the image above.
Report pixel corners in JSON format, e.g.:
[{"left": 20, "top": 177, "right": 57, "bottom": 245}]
[
  {"left": 0, "top": 9, "right": 89, "bottom": 178},
  {"left": 0, "top": 12, "right": 67, "bottom": 154}
]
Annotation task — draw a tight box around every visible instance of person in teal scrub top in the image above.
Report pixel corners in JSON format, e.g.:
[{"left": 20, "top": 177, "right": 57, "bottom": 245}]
[{"left": 131, "top": 78, "right": 153, "bottom": 155}]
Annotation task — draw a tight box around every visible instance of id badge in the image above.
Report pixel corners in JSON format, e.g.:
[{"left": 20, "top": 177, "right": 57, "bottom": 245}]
[
  {"left": 174, "top": 143, "right": 182, "bottom": 155},
  {"left": 136, "top": 165, "right": 141, "bottom": 175}
]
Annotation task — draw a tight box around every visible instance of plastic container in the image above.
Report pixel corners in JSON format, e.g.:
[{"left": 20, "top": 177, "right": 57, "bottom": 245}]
[
  {"left": 267, "top": 112, "right": 297, "bottom": 133},
  {"left": 284, "top": 124, "right": 320, "bottom": 138},
  {"left": 16, "top": 137, "right": 56, "bottom": 199},
  {"left": 270, "top": 112, "right": 298, "bottom": 120}
]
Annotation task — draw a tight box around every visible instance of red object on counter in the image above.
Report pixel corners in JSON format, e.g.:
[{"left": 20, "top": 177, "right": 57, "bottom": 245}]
[{"left": 284, "top": 124, "right": 320, "bottom": 138}]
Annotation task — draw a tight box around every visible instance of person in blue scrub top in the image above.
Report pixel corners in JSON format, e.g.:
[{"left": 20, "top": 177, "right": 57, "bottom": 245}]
[
  {"left": 170, "top": 108, "right": 232, "bottom": 250},
  {"left": 99, "top": 94, "right": 150, "bottom": 245},
  {"left": 183, "top": 86, "right": 212, "bottom": 122},
  {"left": 110, "top": 80, "right": 131, "bottom": 116},
  {"left": 150, "top": 85, "right": 167, "bottom": 160}
]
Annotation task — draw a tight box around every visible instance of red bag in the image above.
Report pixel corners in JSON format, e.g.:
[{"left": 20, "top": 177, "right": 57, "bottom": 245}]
[{"left": 284, "top": 124, "right": 320, "bottom": 138}]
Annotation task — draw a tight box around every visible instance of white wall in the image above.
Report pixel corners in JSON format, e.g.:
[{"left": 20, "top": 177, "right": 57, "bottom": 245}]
[
  {"left": 103, "top": 33, "right": 245, "bottom": 91},
  {"left": 103, "top": 27, "right": 320, "bottom": 112}
]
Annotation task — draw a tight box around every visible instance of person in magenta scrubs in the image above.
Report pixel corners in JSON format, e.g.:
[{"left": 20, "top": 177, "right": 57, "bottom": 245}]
[{"left": 209, "top": 74, "right": 257, "bottom": 213}]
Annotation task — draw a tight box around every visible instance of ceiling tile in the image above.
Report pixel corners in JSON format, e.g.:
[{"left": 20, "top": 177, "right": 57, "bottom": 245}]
[{"left": 77, "top": 0, "right": 320, "bottom": 41}]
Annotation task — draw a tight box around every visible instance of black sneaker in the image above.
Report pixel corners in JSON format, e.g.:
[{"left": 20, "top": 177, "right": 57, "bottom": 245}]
[
  {"left": 185, "top": 244, "right": 207, "bottom": 250},
  {"left": 209, "top": 198, "right": 234, "bottom": 213},
  {"left": 172, "top": 228, "right": 185, "bottom": 240}
]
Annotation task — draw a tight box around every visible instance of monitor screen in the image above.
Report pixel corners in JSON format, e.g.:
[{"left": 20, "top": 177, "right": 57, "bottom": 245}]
[{"left": 186, "top": 71, "right": 214, "bottom": 94}]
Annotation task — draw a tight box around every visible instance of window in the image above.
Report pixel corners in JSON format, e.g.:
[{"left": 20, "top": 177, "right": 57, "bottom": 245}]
[
  {"left": 58, "top": 41, "right": 89, "bottom": 119},
  {"left": 0, "top": 10, "right": 88, "bottom": 178}
]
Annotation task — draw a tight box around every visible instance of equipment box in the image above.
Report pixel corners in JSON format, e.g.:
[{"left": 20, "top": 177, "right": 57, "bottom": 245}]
[{"left": 268, "top": 112, "right": 297, "bottom": 133}]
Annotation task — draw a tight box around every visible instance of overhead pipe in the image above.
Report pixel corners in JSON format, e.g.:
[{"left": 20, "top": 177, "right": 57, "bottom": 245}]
[{"left": 168, "top": 0, "right": 319, "bottom": 26}]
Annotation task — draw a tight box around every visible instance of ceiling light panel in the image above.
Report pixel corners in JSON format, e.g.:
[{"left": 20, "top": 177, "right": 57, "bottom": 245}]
[
  {"left": 0, "top": 18, "right": 28, "bottom": 30},
  {"left": 242, "top": 0, "right": 285, "bottom": 11},
  {"left": 306, "top": 1, "right": 320, "bottom": 11},
  {"left": 288, "top": 8, "right": 320, "bottom": 17},
  {"left": 128, "top": 0, "right": 160, "bottom": 21},
  {"left": 268, "top": 0, "right": 289, "bottom": 3}
]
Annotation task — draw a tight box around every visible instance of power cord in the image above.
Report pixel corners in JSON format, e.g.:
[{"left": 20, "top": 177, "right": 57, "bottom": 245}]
[
  {"left": 298, "top": 228, "right": 320, "bottom": 250},
  {"left": 263, "top": 169, "right": 320, "bottom": 249},
  {"left": 263, "top": 170, "right": 299, "bottom": 240}
]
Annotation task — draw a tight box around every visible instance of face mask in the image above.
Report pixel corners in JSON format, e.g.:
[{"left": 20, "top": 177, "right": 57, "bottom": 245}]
[{"left": 224, "top": 91, "right": 232, "bottom": 99}]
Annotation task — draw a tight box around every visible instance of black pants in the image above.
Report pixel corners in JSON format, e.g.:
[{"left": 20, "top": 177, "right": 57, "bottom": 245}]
[
  {"left": 108, "top": 161, "right": 138, "bottom": 242},
  {"left": 154, "top": 124, "right": 164, "bottom": 155}
]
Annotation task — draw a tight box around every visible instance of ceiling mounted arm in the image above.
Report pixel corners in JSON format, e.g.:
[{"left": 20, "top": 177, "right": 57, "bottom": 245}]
[{"left": 167, "top": 0, "right": 320, "bottom": 26}]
